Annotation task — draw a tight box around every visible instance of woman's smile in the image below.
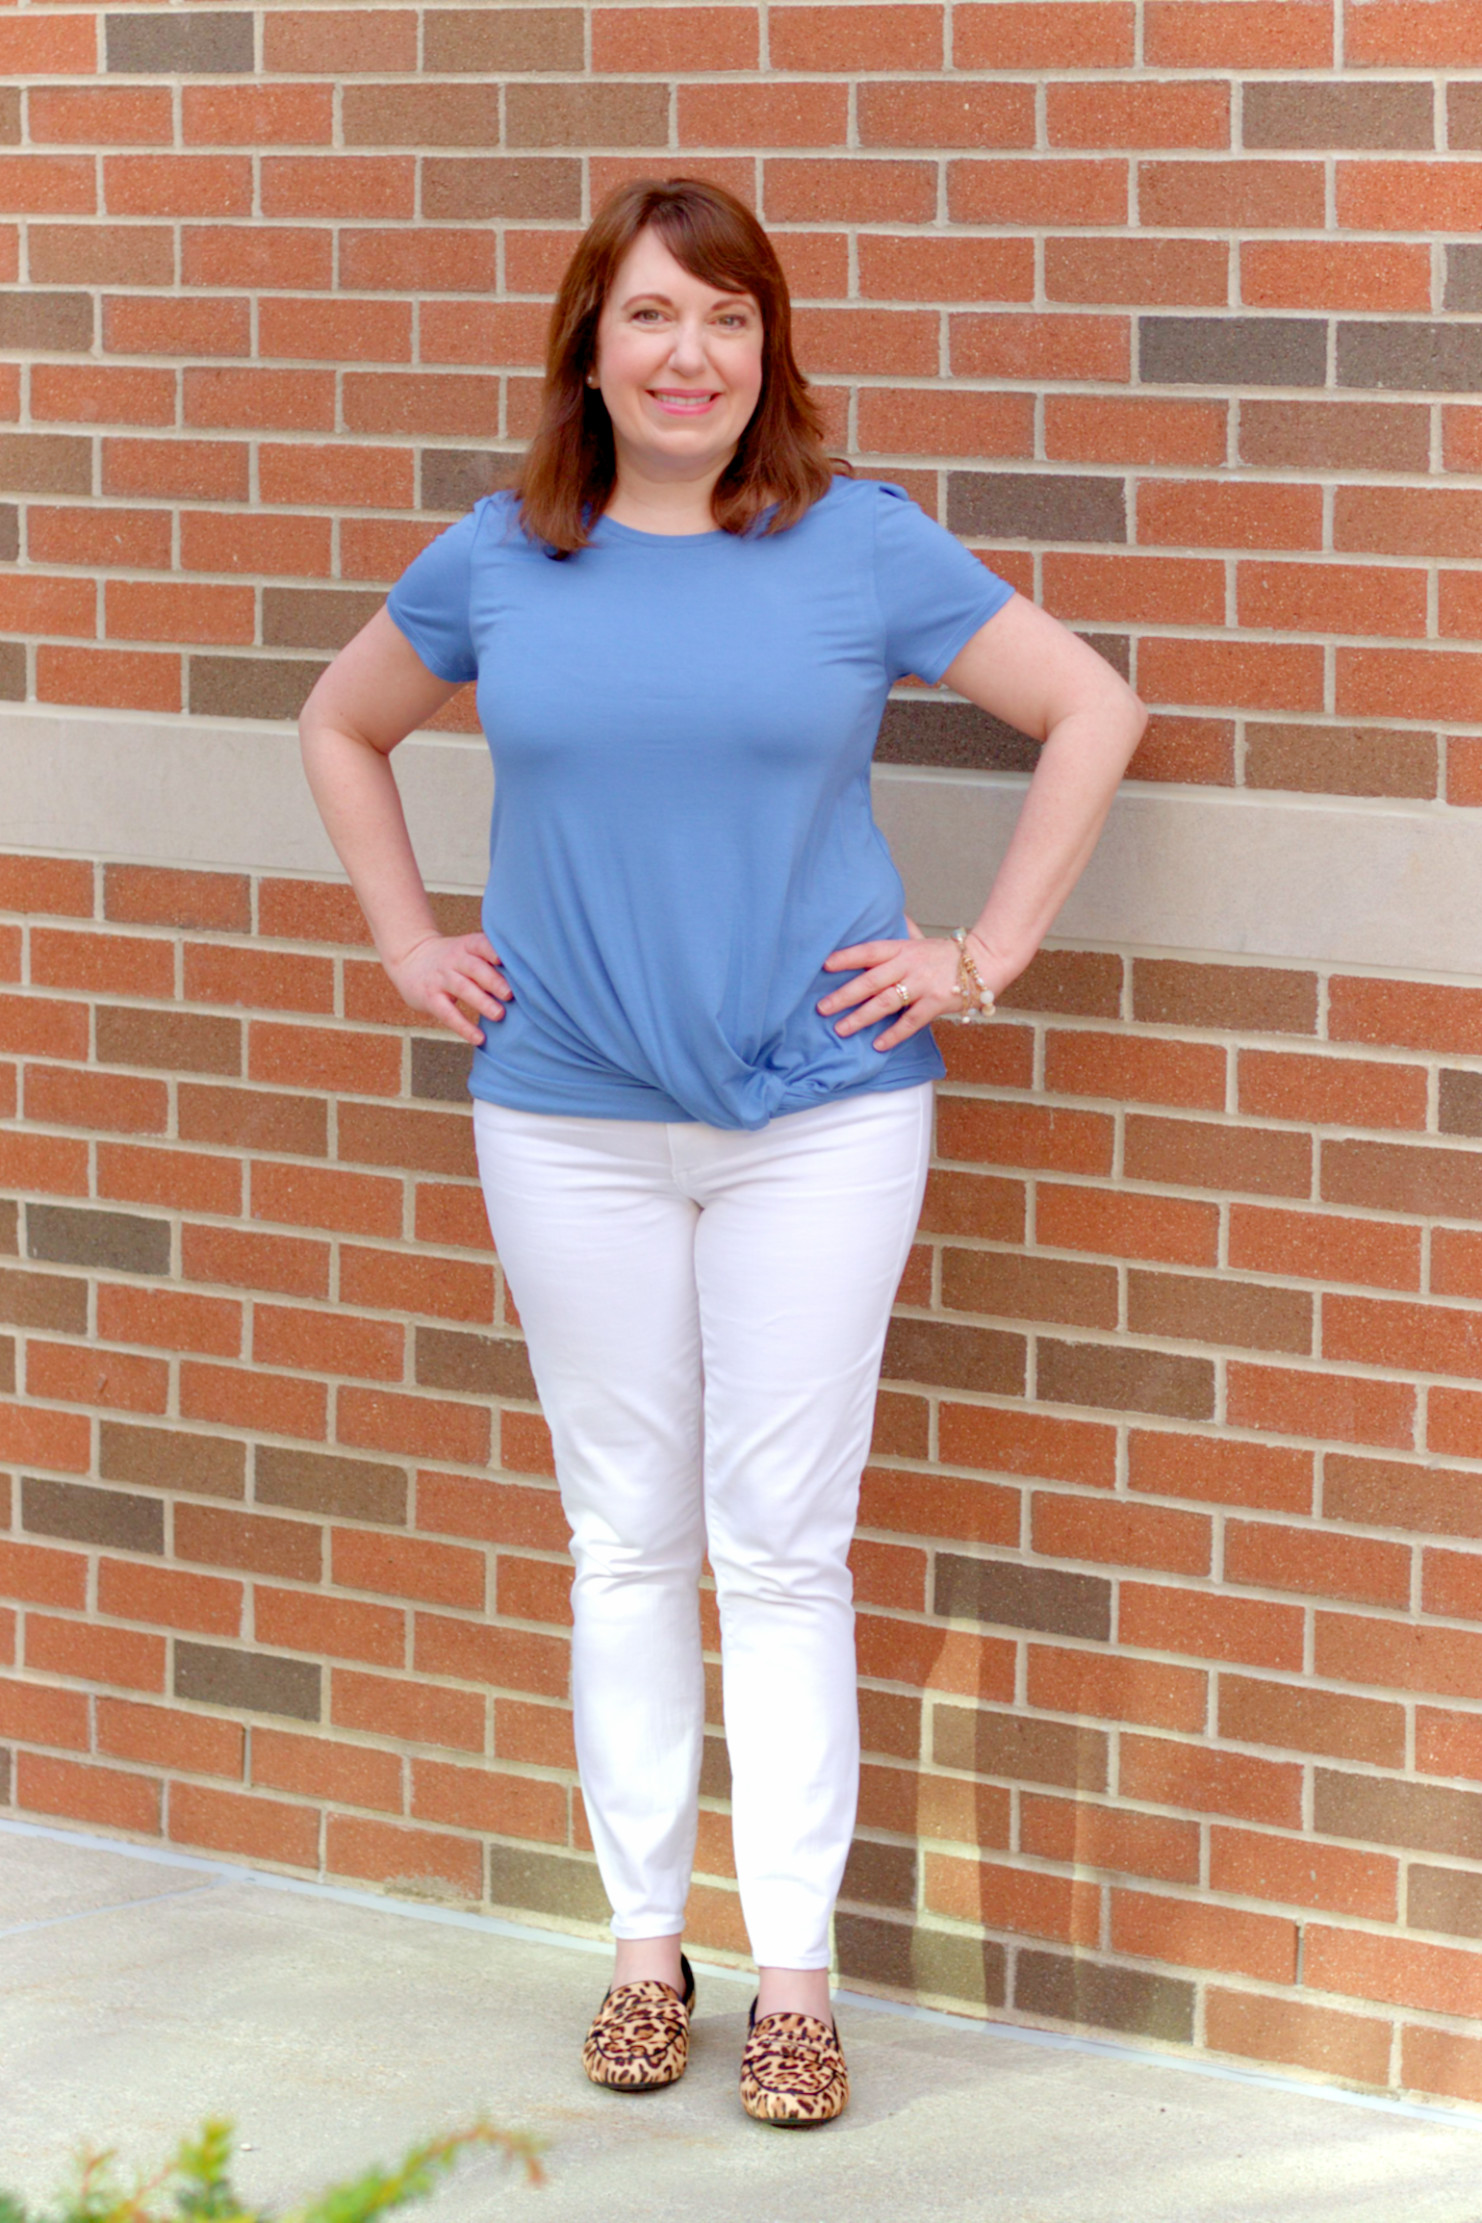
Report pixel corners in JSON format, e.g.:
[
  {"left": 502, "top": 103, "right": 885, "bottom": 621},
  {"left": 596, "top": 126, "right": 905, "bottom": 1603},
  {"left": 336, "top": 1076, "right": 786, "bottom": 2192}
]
[{"left": 647, "top": 388, "right": 722, "bottom": 415}]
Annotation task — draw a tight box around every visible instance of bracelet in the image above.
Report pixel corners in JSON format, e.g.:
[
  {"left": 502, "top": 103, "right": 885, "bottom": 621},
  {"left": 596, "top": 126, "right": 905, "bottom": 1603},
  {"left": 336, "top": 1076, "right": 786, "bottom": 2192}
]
[{"left": 949, "top": 928, "right": 996, "bottom": 1025}]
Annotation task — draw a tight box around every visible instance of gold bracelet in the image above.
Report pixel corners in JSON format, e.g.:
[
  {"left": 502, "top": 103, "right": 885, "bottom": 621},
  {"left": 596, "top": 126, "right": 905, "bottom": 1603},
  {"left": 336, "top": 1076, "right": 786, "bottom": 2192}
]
[{"left": 950, "top": 928, "right": 996, "bottom": 1025}]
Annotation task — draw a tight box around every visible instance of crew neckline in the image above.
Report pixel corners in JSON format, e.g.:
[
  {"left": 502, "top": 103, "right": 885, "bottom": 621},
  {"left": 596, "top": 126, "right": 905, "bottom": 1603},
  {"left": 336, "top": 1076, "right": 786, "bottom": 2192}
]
[{"left": 593, "top": 513, "right": 726, "bottom": 546}]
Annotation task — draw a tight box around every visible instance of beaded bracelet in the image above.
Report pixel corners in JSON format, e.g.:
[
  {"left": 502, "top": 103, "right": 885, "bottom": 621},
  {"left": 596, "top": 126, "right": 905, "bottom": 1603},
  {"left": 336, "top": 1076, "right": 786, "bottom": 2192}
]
[{"left": 950, "top": 928, "right": 996, "bottom": 1024}]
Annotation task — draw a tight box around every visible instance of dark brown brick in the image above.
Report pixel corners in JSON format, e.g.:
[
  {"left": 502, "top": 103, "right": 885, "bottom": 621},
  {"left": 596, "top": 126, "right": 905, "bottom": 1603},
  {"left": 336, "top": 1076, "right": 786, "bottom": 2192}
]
[
  {"left": 1325, "top": 1455, "right": 1482, "bottom": 1540},
  {"left": 414, "top": 1327, "right": 536, "bottom": 1401},
  {"left": 0, "top": 642, "right": 22, "bottom": 700},
  {"left": 1339, "top": 323, "right": 1482, "bottom": 394},
  {"left": 423, "top": 9, "right": 585, "bottom": 71},
  {"left": 1126, "top": 1271, "right": 1312, "bottom": 1355},
  {"left": 487, "top": 1842, "right": 610, "bottom": 1921},
  {"left": 342, "top": 85, "right": 503, "bottom": 148},
  {"left": 0, "top": 436, "right": 92, "bottom": 495},
  {"left": 22, "top": 1475, "right": 163, "bottom": 1555},
  {"left": 1244, "top": 81, "right": 1434, "bottom": 150},
  {"left": 175, "top": 1501, "right": 321, "bottom": 1583},
  {"left": 1323, "top": 1140, "right": 1482, "bottom": 1220},
  {"left": 0, "top": 90, "right": 18, "bottom": 145},
  {"left": 841, "top": 1838, "right": 916, "bottom": 1912},
  {"left": 942, "top": 1250, "right": 1117, "bottom": 1331},
  {"left": 262, "top": 589, "right": 384, "bottom": 652},
  {"left": 106, "top": 12, "right": 255, "bottom": 71},
  {"left": 1449, "top": 85, "right": 1482, "bottom": 147},
  {"left": 104, "top": 866, "right": 250, "bottom": 933},
  {"left": 1126, "top": 1117, "right": 1313, "bottom": 1199},
  {"left": 999, "top": 950, "right": 1124, "bottom": 1019},
  {"left": 933, "top": 1703, "right": 1108, "bottom": 1791},
  {"left": 0, "top": 294, "right": 94, "bottom": 353},
  {"left": 419, "top": 446, "right": 524, "bottom": 510},
  {"left": 934, "top": 1556, "right": 1111, "bottom": 1640},
  {"left": 175, "top": 1639, "right": 321, "bottom": 1722},
  {"left": 876, "top": 697, "right": 1039, "bottom": 773},
  {"left": 255, "top": 1445, "right": 407, "bottom": 1526},
  {"left": 947, "top": 472, "right": 1126, "bottom": 544},
  {"left": 0, "top": 1339, "right": 12, "bottom": 1395},
  {"left": 95, "top": 1006, "right": 241, "bottom": 1077},
  {"left": 189, "top": 657, "right": 326, "bottom": 723},
  {"left": 505, "top": 84, "right": 668, "bottom": 149},
  {"left": 1219, "top": 1675, "right": 1405, "bottom": 1767},
  {"left": 1036, "top": 1339, "right": 1216, "bottom": 1422},
  {"left": 100, "top": 1420, "right": 245, "bottom": 1501},
  {"left": 422, "top": 158, "right": 582, "bottom": 222},
  {"left": 1141, "top": 317, "right": 1326, "bottom": 388},
  {"left": 26, "top": 1203, "right": 170, "bottom": 1276},
  {"left": 882, "top": 1317, "right": 1026, "bottom": 1396},
  {"left": 0, "top": 1266, "right": 87, "bottom": 1335},
  {"left": 1440, "top": 1072, "right": 1482, "bottom": 1139},
  {"left": 1133, "top": 959, "right": 1317, "bottom": 1035},
  {"left": 1015, "top": 1948, "right": 1195, "bottom": 2043},
  {"left": 836, "top": 1913, "right": 1006, "bottom": 2006},
  {"left": 177, "top": 1083, "right": 328, "bottom": 1157},
  {"left": 410, "top": 1038, "right": 472, "bottom": 1104},
  {"left": 0, "top": 1200, "right": 15, "bottom": 1257},
  {"left": 0, "top": 1746, "right": 10, "bottom": 1803},
  {"left": 1240, "top": 400, "right": 1430, "bottom": 473},
  {"left": 1314, "top": 1768, "right": 1482, "bottom": 1859},
  {"left": 1410, "top": 1865, "right": 1482, "bottom": 1939},
  {"left": 1244, "top": 724, "right": 1438, "bottom": 801},
  {"left": 1444, "top": 247, "right": 1482, "bottom": 312}
]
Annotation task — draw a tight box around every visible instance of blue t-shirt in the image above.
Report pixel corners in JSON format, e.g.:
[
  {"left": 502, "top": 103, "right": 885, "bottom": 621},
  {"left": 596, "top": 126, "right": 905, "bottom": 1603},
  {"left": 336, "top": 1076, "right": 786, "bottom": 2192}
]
[{"left": 385, "top": 476, "right": 1013, "bottom": 1131}]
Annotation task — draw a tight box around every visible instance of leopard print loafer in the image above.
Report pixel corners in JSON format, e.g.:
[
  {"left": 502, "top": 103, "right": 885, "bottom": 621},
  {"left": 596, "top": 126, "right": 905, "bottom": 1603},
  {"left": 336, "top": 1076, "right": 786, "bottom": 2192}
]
[
  {"left": 581, "top": 1953, "right": 695, "bottom": 2091},
  {"left": 739, "top": 2000, "right": 849, "bottom": 2126}
]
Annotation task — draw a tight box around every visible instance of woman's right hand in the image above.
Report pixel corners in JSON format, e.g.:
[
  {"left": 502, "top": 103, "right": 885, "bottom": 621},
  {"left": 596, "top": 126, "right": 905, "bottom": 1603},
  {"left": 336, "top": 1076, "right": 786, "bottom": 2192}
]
[{"left": 385, "top": 931, "right": 512, "bottom": 1046}]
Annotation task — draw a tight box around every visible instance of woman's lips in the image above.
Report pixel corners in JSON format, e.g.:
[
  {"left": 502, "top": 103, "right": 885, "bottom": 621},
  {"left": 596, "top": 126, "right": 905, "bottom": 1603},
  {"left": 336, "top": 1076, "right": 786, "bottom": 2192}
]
[{"left": 647, "top": 389, "right": 721, "bottom": 414}]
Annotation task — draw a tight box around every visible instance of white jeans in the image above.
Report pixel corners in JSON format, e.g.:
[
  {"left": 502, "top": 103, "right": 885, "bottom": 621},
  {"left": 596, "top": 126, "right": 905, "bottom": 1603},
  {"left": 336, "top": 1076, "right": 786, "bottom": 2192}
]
[{"left": 473, "top": 1083, "right": 933, "bottom": 1968}]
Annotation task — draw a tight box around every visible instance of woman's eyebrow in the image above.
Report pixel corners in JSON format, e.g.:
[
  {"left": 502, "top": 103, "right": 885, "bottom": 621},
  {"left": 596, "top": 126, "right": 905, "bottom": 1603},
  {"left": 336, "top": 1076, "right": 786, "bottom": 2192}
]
[{"left": 617, "top": 289, "right": 756, "bottom": 311}]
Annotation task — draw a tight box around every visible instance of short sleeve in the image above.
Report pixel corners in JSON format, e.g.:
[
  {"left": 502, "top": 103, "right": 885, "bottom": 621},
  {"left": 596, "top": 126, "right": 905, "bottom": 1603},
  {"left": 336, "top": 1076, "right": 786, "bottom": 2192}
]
[
  {"left": 872, "top": 481, "right": 1015, "bottom": 685},
  {"left": 384, "top": 504, "right": 483, "bottom": 683}
]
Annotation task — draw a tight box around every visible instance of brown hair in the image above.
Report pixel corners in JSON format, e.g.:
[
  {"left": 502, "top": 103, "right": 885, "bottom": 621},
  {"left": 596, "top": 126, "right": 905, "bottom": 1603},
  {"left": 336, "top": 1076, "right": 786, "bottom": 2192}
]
[{"left": 516, "top": 176, "right": 836, "bottom": 556}]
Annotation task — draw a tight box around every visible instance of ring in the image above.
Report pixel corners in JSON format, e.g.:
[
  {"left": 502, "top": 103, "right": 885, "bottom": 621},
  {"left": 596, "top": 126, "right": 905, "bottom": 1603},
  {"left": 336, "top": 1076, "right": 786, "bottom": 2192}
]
[{"left": 892, "top": 982, "right": 910, "bottom": 1007}]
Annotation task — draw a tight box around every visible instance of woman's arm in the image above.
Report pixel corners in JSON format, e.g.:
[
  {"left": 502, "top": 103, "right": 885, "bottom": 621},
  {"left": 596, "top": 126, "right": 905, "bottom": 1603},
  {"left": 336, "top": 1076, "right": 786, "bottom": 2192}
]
[
  {"left": 298, "top": 607, "right": 512, "bottom": 1045},
  {"left": 821, "top": 594, "right": 1146, "bottom": 1048}
]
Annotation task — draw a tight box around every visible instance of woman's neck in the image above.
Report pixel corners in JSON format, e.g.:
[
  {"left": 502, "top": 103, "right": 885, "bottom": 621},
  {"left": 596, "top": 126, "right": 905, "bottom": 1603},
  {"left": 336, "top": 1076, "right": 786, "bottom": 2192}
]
[{"left": 602, "top": 455, "right": 727, "bottom": 536}]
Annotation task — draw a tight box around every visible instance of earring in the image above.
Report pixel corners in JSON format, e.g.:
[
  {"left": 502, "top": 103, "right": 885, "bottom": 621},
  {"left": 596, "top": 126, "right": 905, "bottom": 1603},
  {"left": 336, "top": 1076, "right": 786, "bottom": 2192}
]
[{"left": 586, "top": 372, "right": 598, "bottom": 387}]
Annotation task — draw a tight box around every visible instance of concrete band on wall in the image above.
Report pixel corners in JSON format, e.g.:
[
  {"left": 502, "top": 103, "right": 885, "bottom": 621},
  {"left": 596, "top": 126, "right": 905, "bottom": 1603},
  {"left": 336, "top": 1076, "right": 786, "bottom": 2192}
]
[{"left": 5, "top": 701, "right": 1481, "bottom": 979}]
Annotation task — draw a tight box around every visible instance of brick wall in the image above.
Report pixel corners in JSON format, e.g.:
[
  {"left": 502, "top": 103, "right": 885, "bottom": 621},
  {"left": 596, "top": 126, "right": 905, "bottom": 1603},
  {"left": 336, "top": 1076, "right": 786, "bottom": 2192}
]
[
  {"left": 5, "top": 851, "right": 1482, "bottom": 2107},
  {"left": 4, "top": 0, "right": 1482, "bottom": 2112}
]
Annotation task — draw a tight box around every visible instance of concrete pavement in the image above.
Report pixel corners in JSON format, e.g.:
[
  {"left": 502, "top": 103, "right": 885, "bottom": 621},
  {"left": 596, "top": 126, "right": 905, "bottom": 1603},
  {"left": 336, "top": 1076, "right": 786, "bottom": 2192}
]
[{"left": 3, "top": 1820, "right": 1481, "bottom": 2223}]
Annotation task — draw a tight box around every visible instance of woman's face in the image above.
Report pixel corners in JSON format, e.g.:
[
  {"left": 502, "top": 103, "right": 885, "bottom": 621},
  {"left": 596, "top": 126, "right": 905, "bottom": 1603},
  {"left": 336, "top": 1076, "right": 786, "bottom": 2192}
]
[{"left": 591, "top": 228, "right": 765, "bottom": 486}]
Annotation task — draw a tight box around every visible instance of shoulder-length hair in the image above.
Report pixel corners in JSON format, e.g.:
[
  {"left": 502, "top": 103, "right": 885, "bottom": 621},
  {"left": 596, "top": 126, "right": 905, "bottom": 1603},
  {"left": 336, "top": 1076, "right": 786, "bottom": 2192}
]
[{"left": 517, "top": 176, "right": 836, "bottom": 556}]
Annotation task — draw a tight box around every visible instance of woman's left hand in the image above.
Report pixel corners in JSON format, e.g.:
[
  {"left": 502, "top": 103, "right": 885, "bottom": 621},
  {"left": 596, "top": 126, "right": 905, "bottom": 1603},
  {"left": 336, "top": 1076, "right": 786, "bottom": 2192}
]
[{"left": 819, "top": 917, "right": 967, "bottom": 1051}]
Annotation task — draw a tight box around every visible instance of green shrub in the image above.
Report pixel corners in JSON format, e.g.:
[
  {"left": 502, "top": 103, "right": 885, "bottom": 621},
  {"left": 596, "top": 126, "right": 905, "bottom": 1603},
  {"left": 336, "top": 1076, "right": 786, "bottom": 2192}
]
[{"left": 0, "top": 2117, "right": 544, "bottom": 2223}]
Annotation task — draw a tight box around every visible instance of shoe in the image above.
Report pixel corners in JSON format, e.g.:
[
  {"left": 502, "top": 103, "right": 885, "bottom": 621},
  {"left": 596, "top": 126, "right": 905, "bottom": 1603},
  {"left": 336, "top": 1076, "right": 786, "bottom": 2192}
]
[
  {"left": 581, "top": 1952, "right": 695, "bottom": 2090},
  {"left": 739, "top": 1997, "right": 849, "bottom": 2126}
]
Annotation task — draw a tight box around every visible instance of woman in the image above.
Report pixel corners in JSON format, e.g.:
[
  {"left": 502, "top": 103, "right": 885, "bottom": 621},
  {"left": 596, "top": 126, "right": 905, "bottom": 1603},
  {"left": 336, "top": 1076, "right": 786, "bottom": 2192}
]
[{"left": 299, "top": 176, "right": 1145, "bottom": 2128}]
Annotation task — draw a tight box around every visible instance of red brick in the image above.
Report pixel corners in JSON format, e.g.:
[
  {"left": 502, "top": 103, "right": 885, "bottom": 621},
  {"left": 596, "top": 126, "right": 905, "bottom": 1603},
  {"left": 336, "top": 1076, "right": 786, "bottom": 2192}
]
[
  {"left": 179, "top": 1361, "right": 327, "bottom": 1441},
  {"left": 414, "top": 1611, "right": 570, "bottom": 1701},
  {"left": 184, "top": 944, "right": 335, "bottom": 1014},
  {"left": 1422, "top": 1547, "right": 1482, "bottom": 1622},
  {"left": 1242, "top": 239, "right": 1430, "bottom": 313},
  {"left": 1331, "top": 978, "right": 1482, "bottom": 1058},
  {"left": 169, "top": 1780, "right": 319, "bottom": 1868},
  {"left": 248, "top": 1021, "right": 401, "bottom": 1097},
  {"left": 0, "top": 157, "right": 96, "bottom": 217},
  {"left": 947, "top": 311, "right": 1129, "bottom": 381},
  {"left": 1326, "top": 1294, "right": 1482, "bottom": 1382},
  {"left": 97, "top": 1283, "right": 242, "bottom": 1360},
  {"left": 857, "top": 81, "right": 1034, "bottom": 150},
  {"left": 925, "top": 1852, "right": 1100, "bottom": 1944},
  {"left": 1045, "top": 235, "right": 1228, "bottom": 308},
  {"left": 1336, "top": 648, "right": 1481, "bottom": 726},
  {"left": 1208, "top": 1990, "right": 1393, "bottom": 2084},
  {"left": 30, "top": 926, "right": 173, "bottom": 999},
  {"left": 332, "top": 1528, "right": 486, "bottom": 1611},
  {"left": 331, "top": 1667, "right": 485, "bottom": 1753},
  {"left": 1429, "top": 1387, "right": 1482, "bottom": 1459},
  {"left": 327, "top": 1812, "right": 483, "bottom": 1897},
  {"left": 410, "top": 1756, "right": 565, "bottom": 1842},
  {"left": 856, "top": 387, "right": 1034, "bottom": 461},
  {"left": 27, "top": 1613, "right": 165, "bottom": 1694},
  {"left": 181, "top": 83, "right": 335, "bottom": 148},
  {"left": 1138, "top": 636, "right": 1325, "bottom": 714},
  {"left": 17, "top": 1752, "right": 161, "bottom": 1835},
  {"left": 96, "top": 1697, "right": 243, "bottom": 1780},
  {"left": 954, "top": 4, "right": 1134, "bottom": 65},
  {"left": 1306, "top": 1926, "right": 1482, "bottom": 2018},
  {"left": 1032, "top": 1493, "right": 1212, "bottom": 1575},
  {"left": 416, "top": 1472, "right": 567, "bottom": 1552},
  {"left": 1210, "top": 1826, "right": 1397, "bottom": 1920},
  {"left": 1120, "top": 1732, "right": 1304, "bottom": 1826},
  {"left": 250, "top": 1163, "right": 403, "bottom": 1241},
  {"left": 859, "top": 1468, "right": 1019, "bottom": 1547},
  {"left": 1218, "top": 1671, "right": 1405, "bottom": 1767},
  {"left": 858, "top": 1616, "right": 1016, "bottom": 1699},
  {"left": 1339, "top": 161, "right": 1482, "bottom": 234},
  {"left": 251, "top": 1726, "right": 403, "bottom": 1812},
  {"left": 24, "top": 1064, "right": 169, "bottom": 1137},
  {"left": 97, "top": 1558, "right": 242, "bottom": 1638},
  {"left": 765, "top": 160, "right": 937, "bottom": 227},
  {"left": 27, "top": 1338, "right": 168, "bottom": 1415},
  {"left": 1020, "top": 1794, "right": 1199, "bottom": 1883},
  {"left": 1124, "top": 1116, "right": 1311, "bottom": 1199},
  {"left": 1434, "top": 1230, "right": 1482, "bottom": 1300},
  {"left": 1145, "top": 2, "right": 1333, "bottom": 65},
  {"left": 1128, "top": 1432, "right": 1312, "bottom": 1514},
  {"left": 0, "top": 993, "right": 90, "bottom": 1062},
  {"left": 936, "top": 1405, "right": 1116, "bottom": 1487},
  {"left": 0, "top": 1675, "right": 89, "bottom": 1750},
  {"left": 1120, "top": 1581, "right": 1305, "bottom": 1670},
  {"left": 1315, "top": 1612, "right": 1482, "bottom": 1700},
  {"left": 0, "top": 857, "right": 94, "bottom": 918},
  {"left": 174, "top": 1503, "right": 320, "bottom": 1583},
  {"left": 255, "top": 1586, "right": 405, "bottom": 1668},
  {"left": 1417, "top": 1705, "right": 1482, "bottom": 1783},
  {"left": 1227, "top": 1364, "right": 1415, "bottom": 1449},
  {"left": 1138, "top": 479, "right": 1323, "bottom": 551},
  {"left": 252, "top": 1305, "right": 403, "bottom": 1383},
  {"left": 1403, "top": 2023, "right": 1482, "bottom": 2107},
  {"left": 937, "top": 1098, "right": 1113, "bottom": 1176},
  {"left": 337, "top": 1387, "right": 490, "bottom": 1465},
  {"left": 97, "top": 1141, "right": 241, "bottom": 1217},
  {"left": 1239, "top": 560, "right": 1428, "bottom": 639},
  {"left": 1044, "top": 1029, "right": 1226, "bottom": 1109},
  {"left": 1028, "top": 1643, "right": 1207, "bottom": 1731},
  {"left": 0, "top": 1538, "right": 87, "bottom": 1610},
  {"left": 1228, "top": 1521, "right": 1413, "bottom": 1613},
  {"left": 769, "top": 4, "right": 942, "bottom": 68},
  {"left": 0, "top": 1131, "right": 89, "bottom": 1197},
  {"left": 791, "top": 305, "right": 937, "bottom": 377},
  {"left": 0, "top": 1402, "right": 92, "bottom": 1473},
  {"left": 678, "top": 81, "right": 849, "bottom": 150},
  {"left": 1114, "top": 1887, "right": 1297, "bottom": 1982},
  {"left": 1046, "top": 395, "right": 1226, "bottom": 468},
  {"left": 182, "top": 1224, "right": 330, "bottom": 1300},
  {"left": 1036, "top": 1184, "right": 1219, "bottom": 1268}
]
